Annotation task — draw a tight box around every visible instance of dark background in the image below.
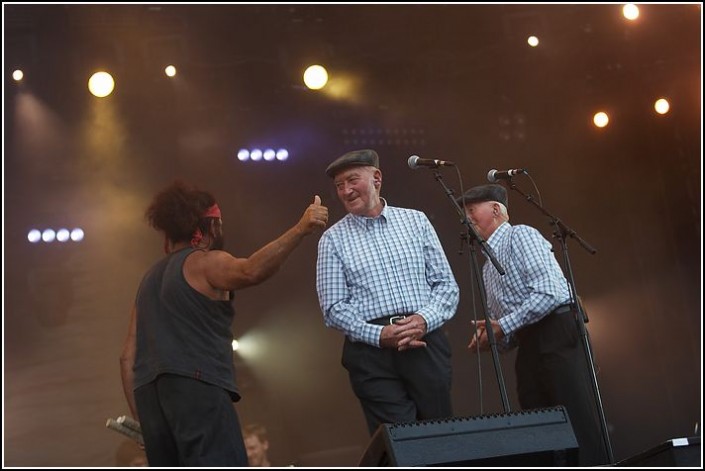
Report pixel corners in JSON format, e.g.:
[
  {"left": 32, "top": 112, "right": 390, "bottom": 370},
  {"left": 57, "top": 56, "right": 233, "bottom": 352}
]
[{"left": 3, "top": 4, "right": 701, "bottom": 466}]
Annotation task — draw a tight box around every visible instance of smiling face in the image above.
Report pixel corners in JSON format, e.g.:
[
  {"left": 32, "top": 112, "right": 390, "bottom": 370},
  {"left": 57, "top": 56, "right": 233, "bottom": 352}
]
[
  {"left": 333, "top": 165, "right": 383, "bottom": 217},
  {"left": 244, "top": 434, "right": 269, "bottom": 466}
]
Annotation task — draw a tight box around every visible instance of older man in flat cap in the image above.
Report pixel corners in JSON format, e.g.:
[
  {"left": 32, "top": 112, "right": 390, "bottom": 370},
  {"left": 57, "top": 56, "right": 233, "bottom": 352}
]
[
  {"left": 316, "top": 149, "right": 459, "bottom": 435},
  {"left": 460, "top": 183, "right": 608, "bottom": 466}
]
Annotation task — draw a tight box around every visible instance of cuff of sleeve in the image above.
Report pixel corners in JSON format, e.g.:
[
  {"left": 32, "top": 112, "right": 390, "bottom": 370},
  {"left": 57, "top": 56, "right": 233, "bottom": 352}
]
[
  {"left": 360, "top": 323, "right": 384, "bottom": 348},
  {"left": 498, "top": 316, "right": 515, "bottom": 337},
  {"left": 416, "top": 310, "right": 435, "bottom": 333}
]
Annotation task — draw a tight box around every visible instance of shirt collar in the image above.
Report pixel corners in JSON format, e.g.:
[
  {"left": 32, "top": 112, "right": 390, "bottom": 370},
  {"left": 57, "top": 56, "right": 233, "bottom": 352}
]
[
  {"left": 348, "top": 198, "right": 389, "bottom": 227},
  {"left": 487, "top": 221, "right": 511, "bottom": 246}
]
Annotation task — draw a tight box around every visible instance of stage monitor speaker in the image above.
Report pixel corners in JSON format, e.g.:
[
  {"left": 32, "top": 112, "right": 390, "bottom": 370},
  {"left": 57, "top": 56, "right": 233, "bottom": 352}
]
[
  {"left": 617, "top": 436, "right": 701, "bottom": 467},
  {"left": 359, "top": 406, "right": 578, "bottom": 467}
]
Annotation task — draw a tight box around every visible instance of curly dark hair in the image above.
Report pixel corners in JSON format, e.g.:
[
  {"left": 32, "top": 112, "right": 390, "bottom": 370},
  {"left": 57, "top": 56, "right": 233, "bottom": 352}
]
[{"left": 145, "top": 180, "right": 217, "bottom": 243}]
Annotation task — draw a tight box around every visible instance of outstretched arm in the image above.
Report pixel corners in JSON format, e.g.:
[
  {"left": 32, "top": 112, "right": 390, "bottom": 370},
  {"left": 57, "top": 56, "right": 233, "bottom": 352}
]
[{"left": 206, "top": 195, "right": 328, "bottom": 291}]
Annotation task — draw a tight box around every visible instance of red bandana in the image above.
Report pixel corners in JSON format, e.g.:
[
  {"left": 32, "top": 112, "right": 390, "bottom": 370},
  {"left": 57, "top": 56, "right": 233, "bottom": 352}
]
[{"left": 191, "top": 204, "right": 222, "bottom": 247}]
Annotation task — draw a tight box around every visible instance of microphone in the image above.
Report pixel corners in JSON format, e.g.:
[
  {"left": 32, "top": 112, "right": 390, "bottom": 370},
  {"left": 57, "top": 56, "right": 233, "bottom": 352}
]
[
  {"left": 487, "top": 168, "right": 527, "bottom": 182},
  {"left": 117, "top": 415, "right": 142, "bottom": 434},
  {"left": 106, "top": 418, "right": 144, "bottom": 445},
  {"left": 408, "top": 155, "right": 455, "bottom": 169}
]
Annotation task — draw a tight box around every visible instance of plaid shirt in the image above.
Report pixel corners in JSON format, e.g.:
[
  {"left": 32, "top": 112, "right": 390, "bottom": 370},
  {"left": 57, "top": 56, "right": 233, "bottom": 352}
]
[
  {"left": 483, "top": 222, "right": 571, "bottom": 349},
  {"left": 316, "top": 201, "right": 459, "bottom": 347}
]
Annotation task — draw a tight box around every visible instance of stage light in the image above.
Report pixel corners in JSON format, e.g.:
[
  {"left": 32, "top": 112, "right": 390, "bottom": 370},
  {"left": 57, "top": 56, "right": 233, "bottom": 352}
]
[
  {"left": 276, "top": 149, "right": 289, "bottom": 161},
  {"left": 623, "top": 4, "right": 639, "bottom": 21},
  {"left": 237, "top": 149, "right": 250, "bottom": 161},
  {"left": 28, "top": 227, "right": 85, "bottom": 244},
  {"left": 42, "top": 229, "right": 56, "bottom": 243},
  {"left": 236, "top": 148, "right": 289, "bottom": 163},
  {"left": 250, "top": 149, "right": 263, "bottom": 161},
  {"left": 28, "top": 229, "right": 42, "bottom": 243},
  {"left": 12, "top": 69, "right": 24, "bottom": 81},
  {"left": 56, "top": 229, "right": 70, "bottom": 242},
  {"left": 232, "top": 339, "right": 240, "bottom": 351},
  {"left": 88, "top": 71, "right": 115, "bottom": 98},
  {"left": 593, "top": 111, "right": 609, "bottom": 128},
  {"left": 70, "top": 228, "right": 84, "bottom": 242},
  {"left": 303, "top": 64, "right": 328, "bottom": 90},
  {"left": 263, "top": 149, "right": 276, "bottom": 161},
  {"left": 527, "top": 36, "right": 539, "bottom": 47},
  {"left": 654, "top": 98, "right": 670, "bottom": 115},
  {"left": 164, "top": 65, "right": 177, "bottom": 77}
]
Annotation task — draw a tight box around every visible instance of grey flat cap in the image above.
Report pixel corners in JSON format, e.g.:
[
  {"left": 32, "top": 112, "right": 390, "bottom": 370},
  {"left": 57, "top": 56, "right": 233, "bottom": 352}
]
[
  {"left": 456, "top": 184, "right": 508, "bottom": 208},
  {"left": 325, "top": 149, "right": 380, "bottom": 177}
]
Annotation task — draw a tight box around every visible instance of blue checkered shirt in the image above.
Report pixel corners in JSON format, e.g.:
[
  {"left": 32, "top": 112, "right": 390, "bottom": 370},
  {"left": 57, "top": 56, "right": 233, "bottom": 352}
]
[
  {"left": 483, "top": 222, "right": 571, "bottom": 349},
  {"left": 316, "top": 201, "right": 459, "bottom": 347}
]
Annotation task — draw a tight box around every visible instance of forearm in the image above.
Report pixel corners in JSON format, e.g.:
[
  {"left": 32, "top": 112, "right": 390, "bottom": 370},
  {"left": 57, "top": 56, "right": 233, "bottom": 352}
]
[
  {"left": 119, "top": 356, "right": 138, "bottom": 420},
  {"left": 244, "top": 224, "right": 307, "bottom": 284},
  {"left": 323, "top": 304, "right": 382, "bottom": 346},
  {"left": 417, "top": 280, "right": 459, "bottom": 332},
  {"left": 120, "top": 305, "right": 139, "bottom": 420},
  {"left": 420, "top": 231, "right": 460, "bottom": 331}
]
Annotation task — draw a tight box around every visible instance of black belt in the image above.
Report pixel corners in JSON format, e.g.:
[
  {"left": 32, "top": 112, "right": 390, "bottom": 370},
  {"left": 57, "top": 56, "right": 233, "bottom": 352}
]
[
  {"left": 516, "top": 304, "right": 574, "bottom": 344},
  {"left": 368, "top": 315, "right": 408, "bottom": 326},
  {"left": 552, "top": 304, "right": 573, "bottom": 315}
]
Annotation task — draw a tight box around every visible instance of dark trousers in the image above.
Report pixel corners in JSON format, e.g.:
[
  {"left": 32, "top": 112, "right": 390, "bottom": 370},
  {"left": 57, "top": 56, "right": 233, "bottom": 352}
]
[
  {"left": 515, "top": 308, "right": 609, "bottom": 466},
  {"left": 135, "top": 373, "right": 247, "bottom": 467},
  {"left": 342, "top": 328, "right": 453, "bottom": 435}
]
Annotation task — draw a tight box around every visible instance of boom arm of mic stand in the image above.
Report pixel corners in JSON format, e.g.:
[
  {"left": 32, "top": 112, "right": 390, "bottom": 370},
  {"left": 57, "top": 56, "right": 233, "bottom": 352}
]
[
  {"left": 554, "top": 219, "right": 597, "bottom": 255},
  {"left": 508, "top": 182, "right": 597, "bottom": 255}
]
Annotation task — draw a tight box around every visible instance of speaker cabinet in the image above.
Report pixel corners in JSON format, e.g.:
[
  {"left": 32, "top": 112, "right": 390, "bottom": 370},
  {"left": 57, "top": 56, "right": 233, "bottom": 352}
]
[
  {"left": 359, "top": 406, "right": 579, "bottom": 467},
  {"left": 618, "top": 436, "right": 701, "bottom": 467}
]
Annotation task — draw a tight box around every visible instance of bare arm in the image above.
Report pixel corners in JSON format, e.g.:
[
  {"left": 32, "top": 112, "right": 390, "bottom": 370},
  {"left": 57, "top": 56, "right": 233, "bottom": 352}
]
[
  {"left": 206, "top": 195, "right": 328, "bottom": 291},
  {"left": 119, "top": 304, "right": 139, "bottom": 420}
]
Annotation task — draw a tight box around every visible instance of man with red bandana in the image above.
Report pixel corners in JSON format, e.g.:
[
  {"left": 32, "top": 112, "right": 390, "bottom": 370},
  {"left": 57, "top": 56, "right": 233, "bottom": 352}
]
[{"left": 120, "top": 180, "right": 328, "bottom": 466}]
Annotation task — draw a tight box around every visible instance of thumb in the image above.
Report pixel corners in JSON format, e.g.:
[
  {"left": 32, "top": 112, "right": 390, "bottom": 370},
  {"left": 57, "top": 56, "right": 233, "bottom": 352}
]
[{"left": 313, "top": 195, "right": 321, "bottom": 205}]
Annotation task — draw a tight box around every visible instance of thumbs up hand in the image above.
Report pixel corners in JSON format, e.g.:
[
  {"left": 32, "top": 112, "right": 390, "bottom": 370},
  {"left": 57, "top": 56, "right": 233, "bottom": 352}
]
[{"left": 299, "top": 195, "right": 328, "bottom": 234}]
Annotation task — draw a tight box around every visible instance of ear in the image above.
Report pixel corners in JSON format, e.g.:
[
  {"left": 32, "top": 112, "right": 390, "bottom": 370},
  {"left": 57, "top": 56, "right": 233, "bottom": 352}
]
[{"left": 373, "top": 169, "right": 382, "bottom": 187}]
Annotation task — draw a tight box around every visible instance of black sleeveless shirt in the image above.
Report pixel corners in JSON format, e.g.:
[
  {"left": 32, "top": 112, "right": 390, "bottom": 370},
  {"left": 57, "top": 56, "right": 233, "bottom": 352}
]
[{"left": 133, "top": 247, "right": 240, "bottom": 400}]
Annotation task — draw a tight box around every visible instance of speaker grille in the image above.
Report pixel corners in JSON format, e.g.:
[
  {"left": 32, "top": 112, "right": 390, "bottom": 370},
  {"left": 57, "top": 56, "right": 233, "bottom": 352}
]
[{"left": 360, "top": 406, "right": 579, "bottom": 467}]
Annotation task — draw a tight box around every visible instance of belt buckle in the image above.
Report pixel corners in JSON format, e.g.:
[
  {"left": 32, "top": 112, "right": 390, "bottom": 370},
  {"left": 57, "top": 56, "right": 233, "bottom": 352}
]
[{"left": 389, "top": 315, "right": 406, "bottom": 325}]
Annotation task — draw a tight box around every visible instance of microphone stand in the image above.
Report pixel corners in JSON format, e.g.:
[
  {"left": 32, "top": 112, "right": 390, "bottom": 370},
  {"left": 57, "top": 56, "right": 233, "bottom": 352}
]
[
  {"left": 431, "top": 169, "right": 511, "bottom": 413},
  {"left": 505, "top": 179, "right": 615, "bottom": 464}
]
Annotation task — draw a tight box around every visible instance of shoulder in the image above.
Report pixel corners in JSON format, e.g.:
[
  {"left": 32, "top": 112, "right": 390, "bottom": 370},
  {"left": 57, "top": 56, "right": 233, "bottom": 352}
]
[
  {"left": 186, "top": 249, "right": 235, "bottom": 272},
  {"left": 319, "top": 216, "right": 351, "bottom": 249},
  {"left": 200, "top": 249, "right": 235, "bottom": 263},
  {"left": 511, "top": 224, "right": 551, "bottom": 248},
  {"left": 511, "top": 224, "right": 543, "bottom": 238},
  {"left": 388, "top": 205, "right": 422, "bottom": 215},
  {"left": 322, "top": 215, "right": 350, "bottom": 238},
  {"left": 388, "top": 205, "right": 429, "bottom": 223}
]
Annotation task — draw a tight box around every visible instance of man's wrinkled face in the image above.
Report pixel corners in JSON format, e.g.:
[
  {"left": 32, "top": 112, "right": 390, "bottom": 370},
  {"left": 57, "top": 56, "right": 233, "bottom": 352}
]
[{"left": 334, "top": 166, "right": 381, "bottom": 217}]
